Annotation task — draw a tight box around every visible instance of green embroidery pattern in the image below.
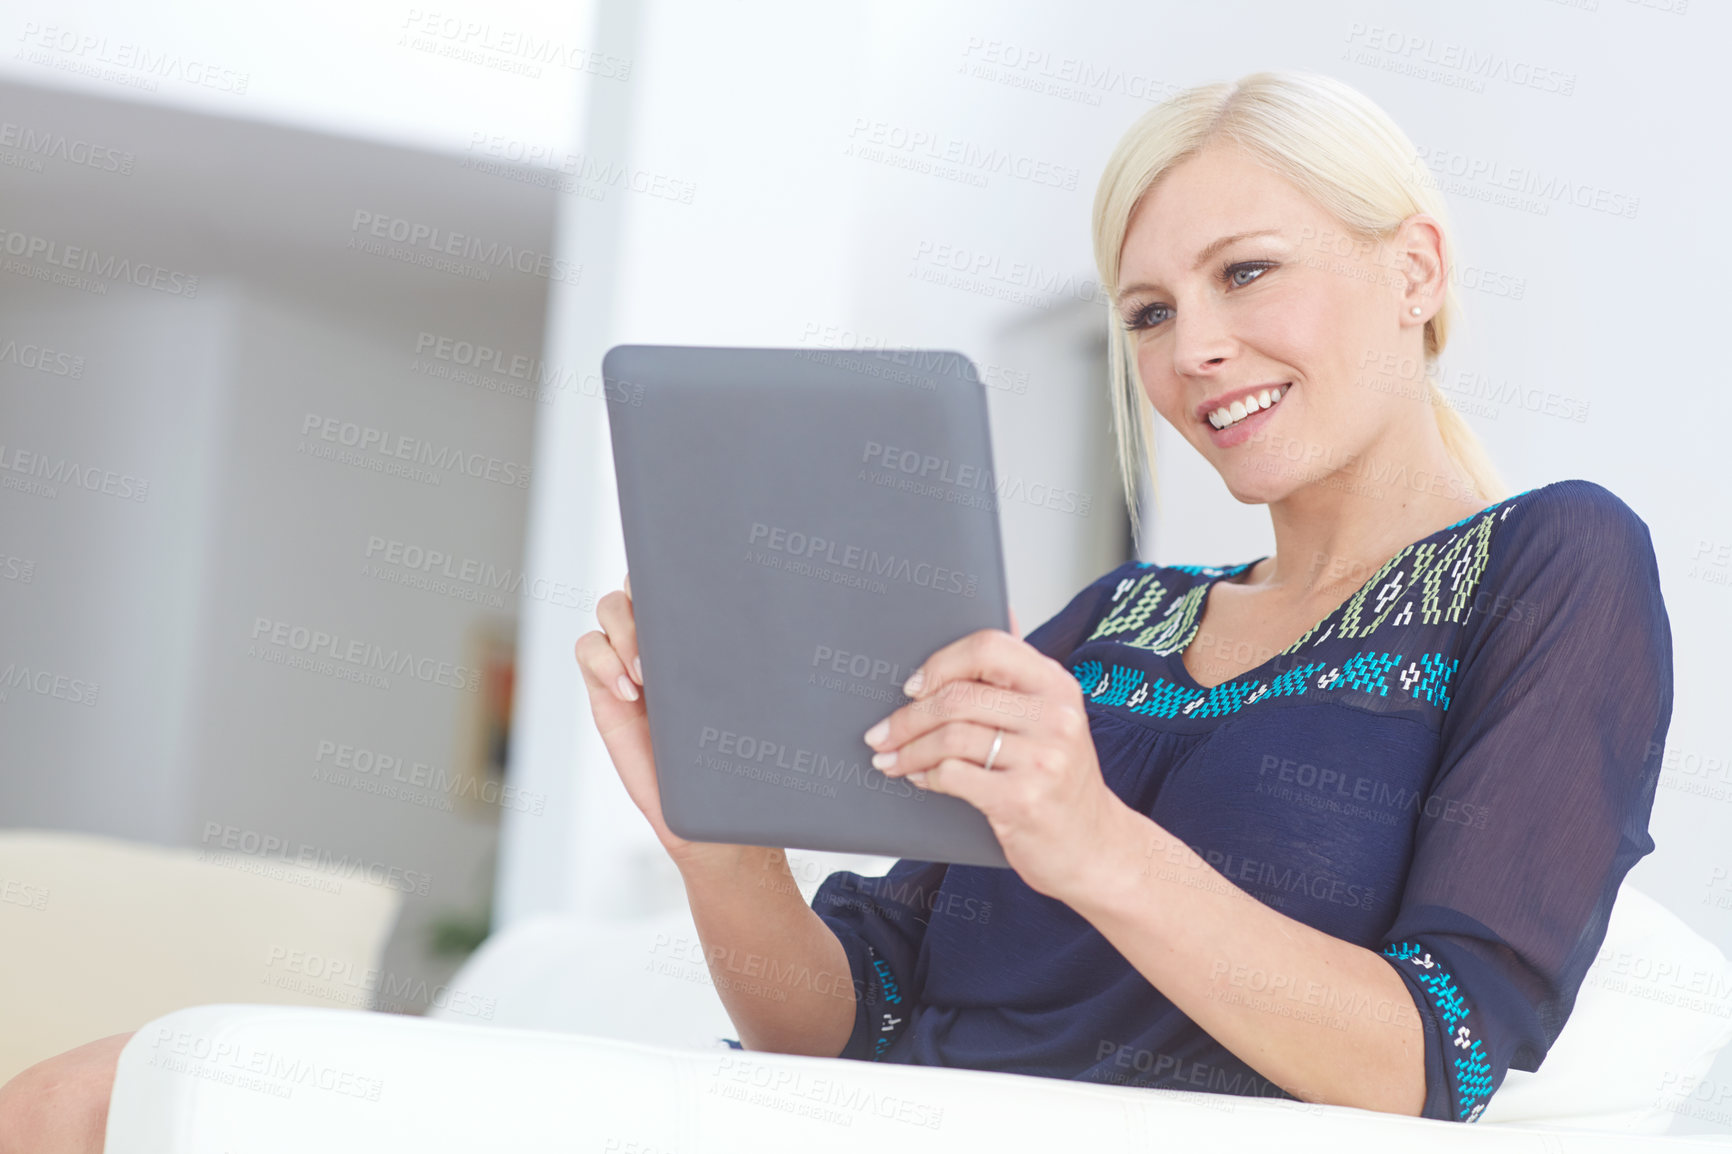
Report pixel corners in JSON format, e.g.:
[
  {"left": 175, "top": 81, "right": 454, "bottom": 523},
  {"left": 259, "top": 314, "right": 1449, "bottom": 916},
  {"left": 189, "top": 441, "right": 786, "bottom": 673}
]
[
  {"left": 1086, "top": 499, "right": 1511, "bottom": 662},
  {"left": 1084, "top": 572, "right": 1193, "bottom": 654},
  {"left": 1294, "top": 509, "right": 1499, "bottom": 649}
]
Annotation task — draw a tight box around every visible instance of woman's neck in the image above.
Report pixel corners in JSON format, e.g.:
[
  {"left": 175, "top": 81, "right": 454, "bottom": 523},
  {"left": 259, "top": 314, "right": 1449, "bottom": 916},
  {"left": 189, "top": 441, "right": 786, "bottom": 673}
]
[{"left": 1244, "top": 420, "right": 1491, "bottom": 599}]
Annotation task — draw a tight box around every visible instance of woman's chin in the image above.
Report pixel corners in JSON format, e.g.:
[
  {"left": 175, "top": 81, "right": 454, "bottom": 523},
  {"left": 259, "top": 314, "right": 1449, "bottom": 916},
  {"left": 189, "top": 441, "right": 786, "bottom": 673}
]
[{"left": 1216, "top": 465, "right": 1294, "bottom": 506}]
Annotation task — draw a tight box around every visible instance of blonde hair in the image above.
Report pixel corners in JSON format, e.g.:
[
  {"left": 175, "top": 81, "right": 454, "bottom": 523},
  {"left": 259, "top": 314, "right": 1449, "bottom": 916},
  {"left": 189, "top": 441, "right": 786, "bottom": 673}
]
[{"left": 1090, "top": 69, "right": 1508, "bottom": 541}]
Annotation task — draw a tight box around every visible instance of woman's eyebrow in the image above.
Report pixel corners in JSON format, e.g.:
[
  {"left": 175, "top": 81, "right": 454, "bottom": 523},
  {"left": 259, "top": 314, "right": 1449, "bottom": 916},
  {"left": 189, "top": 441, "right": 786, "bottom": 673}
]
[{"left": 1118, "top": 227, "right": 1285, "bottom": 296}]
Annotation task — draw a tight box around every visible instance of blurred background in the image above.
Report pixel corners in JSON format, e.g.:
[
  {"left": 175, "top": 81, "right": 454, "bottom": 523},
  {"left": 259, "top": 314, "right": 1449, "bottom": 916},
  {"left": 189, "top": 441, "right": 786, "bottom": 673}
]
[{"left": 1, "top": 0, "right": 1728, "bottom": 1131}]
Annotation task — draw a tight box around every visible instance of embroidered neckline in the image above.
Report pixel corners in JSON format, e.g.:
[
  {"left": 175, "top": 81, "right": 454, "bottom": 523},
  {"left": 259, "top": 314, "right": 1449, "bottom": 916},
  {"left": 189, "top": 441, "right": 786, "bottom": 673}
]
[
  {"left": 1067, "top": 485, "right": 1557, "bottom": 720},
  {"left": 1081, "top": 486, "right": 1536, "bottom": 696}
]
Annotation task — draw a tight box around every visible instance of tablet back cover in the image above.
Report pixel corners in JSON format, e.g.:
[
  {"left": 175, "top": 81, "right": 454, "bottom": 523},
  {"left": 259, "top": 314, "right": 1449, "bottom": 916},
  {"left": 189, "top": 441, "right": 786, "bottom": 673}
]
[{"left": 603, "top": 344, "right": 1010, "bottom": 868}]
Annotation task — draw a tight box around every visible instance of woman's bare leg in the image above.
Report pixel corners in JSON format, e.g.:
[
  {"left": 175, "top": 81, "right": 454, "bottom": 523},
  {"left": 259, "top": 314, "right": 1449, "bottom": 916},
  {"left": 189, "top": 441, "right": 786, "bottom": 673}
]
[{"left": 0, "top": 1032, "right": 134, "bottom": 1154}]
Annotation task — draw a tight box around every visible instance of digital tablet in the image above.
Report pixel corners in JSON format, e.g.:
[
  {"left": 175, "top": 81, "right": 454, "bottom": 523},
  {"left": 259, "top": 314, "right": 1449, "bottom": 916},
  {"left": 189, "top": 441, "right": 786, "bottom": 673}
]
[{"left": 602, "top": 344, "right": 1012, "bottom": 868}]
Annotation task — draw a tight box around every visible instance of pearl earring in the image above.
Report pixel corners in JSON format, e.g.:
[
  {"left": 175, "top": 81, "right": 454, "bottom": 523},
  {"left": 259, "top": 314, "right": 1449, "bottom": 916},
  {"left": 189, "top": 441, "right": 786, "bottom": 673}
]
[{"left": 1410, "top": 306, "right": 1423, "bottom": 316}]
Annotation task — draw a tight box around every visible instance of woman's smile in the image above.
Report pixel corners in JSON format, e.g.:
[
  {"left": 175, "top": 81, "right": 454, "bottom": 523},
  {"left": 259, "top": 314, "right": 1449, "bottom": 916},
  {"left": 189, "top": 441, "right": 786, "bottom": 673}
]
[{"left": 1202, "top": 381, "right": 1292, "bottom": 449}]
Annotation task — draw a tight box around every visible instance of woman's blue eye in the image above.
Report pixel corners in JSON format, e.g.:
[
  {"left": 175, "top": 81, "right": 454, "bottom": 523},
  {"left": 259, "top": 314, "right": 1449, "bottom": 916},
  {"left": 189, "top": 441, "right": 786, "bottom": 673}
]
[
  {"left": 1123, "top": 261, "right": 1274, "bottom": 331},
  {"left": 1227, "top": 262, "right": 1270, "bottom": 287}
]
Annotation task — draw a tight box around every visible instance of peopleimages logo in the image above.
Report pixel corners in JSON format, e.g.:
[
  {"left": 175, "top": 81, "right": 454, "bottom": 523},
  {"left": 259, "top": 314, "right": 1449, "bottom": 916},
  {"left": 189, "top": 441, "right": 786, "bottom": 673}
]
[
  {"left": 299, "top": 413, "right": 531, "bottom": 489},
  {"left": 349, "top": 211, "right": 582, "bottom": 285},
  {"left": 0, "top": 226, "right": 198, "bottom": 296},
  {"left": 0, "top": 443, "right": 149, "bottom": 501},
  {"left": 697, "top": 725, "right": 924, "bottom": 802},
  {"left": 746, "top": 522, "right": 979, "bottom": 598},
  {"left": 411, "top": 330, "right": 642, "bottom": 407},
  {"left": 15, "top": 23, "right": 250, "bottom": 94},
  {"left": 313, "top": 739, "right": 547, "bottom": 815},
  {"left": 363, "top": 535, "right": 593, "bottom": 611},
  {"left": 397, "top": 10, "right": 632, "bottom": 80},
  {"left": 0, "top": 119, "right": 135, "bottom": 174},
  {"left": 0, "top": 661, "right": 98, "bottom": 706},
  {"left": 0, "top": 336, "right": 84, "bottom": 377},
  {"left": 860, "top": 440, "right": 1091, "bottom": 517},
  {"left": 909, "top": 239, "right": 1104, "bottom": 307},
  {"left": 146, "top": 1028, "right": 383, "bottom": 1106},
  {"left": 198, "top": 822, "right": 431, "bottom": 895},
  {"left": 844, "top": 117, "right": 1080, "bottom": 191},
  {"left": 249, "top": 616, "right": 479, "bottom": 692}
]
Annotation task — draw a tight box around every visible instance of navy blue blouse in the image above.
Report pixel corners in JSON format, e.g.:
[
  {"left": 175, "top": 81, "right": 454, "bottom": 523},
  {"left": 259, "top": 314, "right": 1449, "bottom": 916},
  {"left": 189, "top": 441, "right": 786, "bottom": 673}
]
[{"left": 811, "top": 478, "right": 1674, "bottom": 1122}]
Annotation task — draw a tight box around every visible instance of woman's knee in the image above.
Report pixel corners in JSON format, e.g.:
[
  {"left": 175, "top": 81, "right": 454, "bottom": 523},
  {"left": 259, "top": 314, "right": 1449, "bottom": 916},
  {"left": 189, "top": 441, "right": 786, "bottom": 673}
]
[{"left": 0, "top": 1031, "right": 134, "bottom": 1154}]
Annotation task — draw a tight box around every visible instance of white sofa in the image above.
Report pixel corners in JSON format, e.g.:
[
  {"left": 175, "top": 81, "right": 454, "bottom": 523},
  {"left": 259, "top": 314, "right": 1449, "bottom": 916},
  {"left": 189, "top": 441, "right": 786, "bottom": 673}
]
[{"left": 103, "top": 875, "right": 1732, "bottom": 1150}]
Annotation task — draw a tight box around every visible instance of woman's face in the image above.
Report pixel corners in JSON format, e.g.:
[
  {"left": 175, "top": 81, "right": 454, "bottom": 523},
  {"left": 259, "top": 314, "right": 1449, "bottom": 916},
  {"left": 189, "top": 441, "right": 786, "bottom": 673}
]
[{"left": 1115, "top": 143, "right": 1440, "bottom": 505}]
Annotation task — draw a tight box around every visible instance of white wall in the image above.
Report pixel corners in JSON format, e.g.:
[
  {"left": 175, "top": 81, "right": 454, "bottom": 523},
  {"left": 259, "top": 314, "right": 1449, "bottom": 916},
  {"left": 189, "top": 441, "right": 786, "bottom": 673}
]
[
  {"left": 0, "top": 285, "right": 232, "bottom": 840},
  {"left": 183, "top": 280, "right": 541, "bottom": 991},
  {"left": 0, "top": 75, "right": 559, "bottom": 1004},
  {"left": 0, "top": 0, "right": 587, "bottom": 157}
]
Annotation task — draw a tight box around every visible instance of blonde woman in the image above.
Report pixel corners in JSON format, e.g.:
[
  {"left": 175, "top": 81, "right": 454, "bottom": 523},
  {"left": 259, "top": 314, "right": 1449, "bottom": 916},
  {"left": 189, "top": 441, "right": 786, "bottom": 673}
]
[
  {"left": 0, "top": 70, "right": 1671, "bottom": 1146},
  {"left": 579, "top": 69, "right": 1671, "bottom": 1124}
]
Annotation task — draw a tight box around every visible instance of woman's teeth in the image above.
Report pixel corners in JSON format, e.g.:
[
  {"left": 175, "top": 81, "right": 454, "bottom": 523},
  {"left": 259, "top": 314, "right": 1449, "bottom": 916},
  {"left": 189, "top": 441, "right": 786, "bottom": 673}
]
[{"left": 1208, "top": 384, "right": 1288, "bottom": 430}]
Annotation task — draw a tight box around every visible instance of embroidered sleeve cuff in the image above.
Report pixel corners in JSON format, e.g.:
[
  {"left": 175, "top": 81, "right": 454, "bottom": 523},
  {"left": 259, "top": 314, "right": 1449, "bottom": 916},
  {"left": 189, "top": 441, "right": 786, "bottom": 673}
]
[{"left": 1381, "top": 940, "right": 1497, "bottom": 1123}]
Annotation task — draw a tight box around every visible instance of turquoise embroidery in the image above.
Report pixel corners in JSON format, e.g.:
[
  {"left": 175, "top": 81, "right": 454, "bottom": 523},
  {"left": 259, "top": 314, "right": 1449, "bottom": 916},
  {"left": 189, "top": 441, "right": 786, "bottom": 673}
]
[
  {"left": 1071, "top": 652, "right": 1459, "bottom": 718},
  {"left": 1337, "top": 651, "right": 1402, "bottom": 696},
  {"left": 1165, "top": 563, "right": 1246, "bottom": 576},
  {"left": 865, "top": 945, "right": 905, "bottom": 1061},
  {"left": 1408, "top": 654, "right": 1458, "bottom": 710},
  {"left": 1382, "top": 941, "right": 1496, "bottom": 1122}
]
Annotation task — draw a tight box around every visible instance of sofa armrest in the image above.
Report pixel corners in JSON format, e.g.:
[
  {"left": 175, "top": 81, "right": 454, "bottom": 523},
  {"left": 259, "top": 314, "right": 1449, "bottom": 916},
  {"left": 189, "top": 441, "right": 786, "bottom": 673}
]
[{"left": 105, "top": 1004, "right": 1732, "bottom": 1153}]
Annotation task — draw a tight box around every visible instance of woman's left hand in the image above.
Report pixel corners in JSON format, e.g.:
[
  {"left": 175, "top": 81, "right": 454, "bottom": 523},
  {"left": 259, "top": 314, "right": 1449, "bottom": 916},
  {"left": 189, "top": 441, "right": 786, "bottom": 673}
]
[{"left": 862, "top": 625, "right": 1128, "bottom": 900}]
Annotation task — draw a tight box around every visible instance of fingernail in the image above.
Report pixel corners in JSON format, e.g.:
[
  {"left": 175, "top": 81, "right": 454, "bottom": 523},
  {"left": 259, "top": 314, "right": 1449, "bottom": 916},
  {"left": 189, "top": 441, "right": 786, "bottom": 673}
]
[
  {"left": 864, "top": 720, "right": 889, "bottom": 746},
  {"left": 633, "top": 655, "right": 643, "bottom": 683},
  {"left": 903, "top": 669, "right": 924, "bottom": 695},
  {"left": 871, "top": 750, "right": 897, "bottom": 770},
  {"left": 616, "top": 674, "right": 638, "bottom": 701}
]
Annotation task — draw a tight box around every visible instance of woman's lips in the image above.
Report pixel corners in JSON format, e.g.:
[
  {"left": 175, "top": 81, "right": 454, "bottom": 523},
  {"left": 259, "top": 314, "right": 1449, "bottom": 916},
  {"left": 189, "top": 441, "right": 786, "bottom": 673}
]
[{"left": 1204, "top": 383, "right": 1290, "bottom": 449}]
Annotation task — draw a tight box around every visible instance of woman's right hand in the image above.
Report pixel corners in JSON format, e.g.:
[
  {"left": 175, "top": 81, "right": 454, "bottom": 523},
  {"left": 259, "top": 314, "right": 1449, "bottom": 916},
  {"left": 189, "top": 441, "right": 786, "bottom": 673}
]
[
  {"left": 577, "top": 574, "right": 856, "bottom": 1057},
  {"left": 574, "top": 572, "right": 690, "bottom": 855},
  {"left": 576, "top": 573, "right": 752, "bottom": 870}
]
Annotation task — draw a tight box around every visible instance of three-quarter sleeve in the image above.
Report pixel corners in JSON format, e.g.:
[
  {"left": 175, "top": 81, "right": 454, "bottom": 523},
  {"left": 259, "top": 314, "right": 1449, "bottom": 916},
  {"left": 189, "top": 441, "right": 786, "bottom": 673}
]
[
  {"left": 812, "top": 859, "right": 948, "bottom": 1061},
  {"left": 1376, "top": 481, "right": 1674, "bottom": 1122}
]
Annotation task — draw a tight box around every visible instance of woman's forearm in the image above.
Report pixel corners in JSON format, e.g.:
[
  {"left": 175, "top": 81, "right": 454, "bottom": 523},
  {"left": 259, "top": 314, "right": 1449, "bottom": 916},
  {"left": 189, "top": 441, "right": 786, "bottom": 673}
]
[
  {"left": 1056, "top": 803, "right": 1428, "bottom": 1116},
  {"left": 674, "top": 844, "right": 858, "bottom": 1058}
]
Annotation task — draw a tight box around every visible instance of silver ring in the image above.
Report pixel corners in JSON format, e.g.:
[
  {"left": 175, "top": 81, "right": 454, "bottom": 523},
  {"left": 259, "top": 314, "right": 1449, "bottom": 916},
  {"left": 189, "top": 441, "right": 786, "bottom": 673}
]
[{"left": 982, "top": 727, "right": 1004, "bottom": 772}]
